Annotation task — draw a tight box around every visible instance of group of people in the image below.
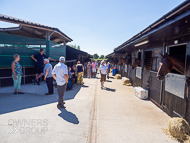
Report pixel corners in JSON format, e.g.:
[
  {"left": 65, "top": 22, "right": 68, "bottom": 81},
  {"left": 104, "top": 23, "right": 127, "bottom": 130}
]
[
  {"left": 67, "top": 61, "right": 85, "bottom": 89},
  {"left": 85, "top": 60, "right": 111, "bottom": 89},
  {"left": 86, "top": 60, "right": 99, "bottom": 78},
  {"left": 11, "top": 49, "right": 111, "bottom": 108}
]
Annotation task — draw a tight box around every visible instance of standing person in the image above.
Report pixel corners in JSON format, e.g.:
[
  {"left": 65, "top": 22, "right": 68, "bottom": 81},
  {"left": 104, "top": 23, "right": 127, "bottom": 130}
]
[
  {"left": 76, "top": 61, "right": 84, "bottom": 85},
  {"left": 71, "top": 65, "right": 77, "bottom": 84},
  {"left": 107, "top": 62, "right": 111, "bottom": 73},
  {"left": 99, "top": 61, "right": 108, "bottom": 89},
  {"left": 91, "top": 61, "right": 96, "bottom": 77},
  {"left": 68, "top": 67, "right": 75, "bottom": 88},
  {"left": 107, "top": 62, "right": 111, "bottom": 79},
  {"left": 84, "top": 62, "right": 88, "bottom": 74},
  {"left": 52, "top": 56, "right": 68, "bottom": 108},
  {"left": 95, "top": 60, "right": 99, "bottom": 73},
  {"left": 31, "top": 49, "right": 56, "bottom": 85},
  {"left": 87, "top": 62, "right": 92, "bottom": 78},
  {"left": 11, "top": 54, "right": 25, "bottom": 94},
  {"left": 43, "top": 58, "right": 53, "bottom": 95}
]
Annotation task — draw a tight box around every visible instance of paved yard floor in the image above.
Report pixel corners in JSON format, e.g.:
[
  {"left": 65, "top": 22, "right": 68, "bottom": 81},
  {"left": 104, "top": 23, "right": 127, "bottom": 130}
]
[
  {"left": 0, "top": 78, "right": 97, "bottom": 143},
  {"left": 94, "top": 75, "right": 176, "bottom": 143},
  {"left": 0, "top": 74, "right": 176, "bottom": 143}
]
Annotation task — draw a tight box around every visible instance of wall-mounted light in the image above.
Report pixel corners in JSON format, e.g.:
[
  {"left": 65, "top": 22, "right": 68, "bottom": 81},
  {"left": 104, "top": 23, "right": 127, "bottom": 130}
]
[{"left": 134, "top": 40, "right": 149, "bottom": 47}]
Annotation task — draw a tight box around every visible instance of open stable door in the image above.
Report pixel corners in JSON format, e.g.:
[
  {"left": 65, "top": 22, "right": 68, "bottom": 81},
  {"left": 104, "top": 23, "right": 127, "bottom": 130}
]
[{"left": 162, "top": 44, "right": 187, "bottom": 118}]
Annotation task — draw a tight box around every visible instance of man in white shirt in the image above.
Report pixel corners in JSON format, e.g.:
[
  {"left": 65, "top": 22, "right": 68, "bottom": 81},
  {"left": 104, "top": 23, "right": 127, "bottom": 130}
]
[
  {"left": 99, "top": 60, "right": 108, "bottom": 89},
  {"left": 52, "top": 56, "right": 68, "bottom": 108}
]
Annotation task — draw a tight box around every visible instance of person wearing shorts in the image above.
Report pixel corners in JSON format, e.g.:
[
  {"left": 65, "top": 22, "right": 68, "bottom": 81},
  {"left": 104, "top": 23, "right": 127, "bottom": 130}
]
[
  {"left": 99, "top": 60, "right": 108, "bottom": 89},
  {"left": 91, "top": 61, "right": 96, "bottom": 78},
  {"left": 31, "top": 49, "right": 56, "bottom": 85}
]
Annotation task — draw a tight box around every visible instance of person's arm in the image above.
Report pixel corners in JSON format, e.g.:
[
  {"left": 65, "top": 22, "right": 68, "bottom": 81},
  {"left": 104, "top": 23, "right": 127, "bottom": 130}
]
[
  {"left": 11, "top": 62, "right": 17, "bottom": 80},
  {"left": 83, "top": 65, "right": 84, "bottom": 72},
  {"left": 30, "top": 55, "right": 37, "bottom": 62},
  {"left": 52, "top": 66, "right": 56, "bottom": 80},
  {"left": 52, "top": 74, "right": 56, "bottom": 81},
  {"left": 44, "top": 69, "right": 49, "bottom": 80},
  {"left": 64, "top": 74, "right": 68, "bottom": 83},
  {"left": 76, "top": 65, "right": 78, "bottom": 72},
  {"left": 48, "top": 57, "right": 56, "bottom": 62}
]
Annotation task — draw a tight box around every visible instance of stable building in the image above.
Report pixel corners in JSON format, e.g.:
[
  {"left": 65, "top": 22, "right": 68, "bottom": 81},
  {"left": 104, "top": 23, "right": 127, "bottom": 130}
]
[
  {"left": 66, "top": 45, "right": 92, "bottom": 67},
  {"left": 107, "top": 1, "right": 190, "bottom": 123},
  {"left": 0, "top": 14, "right": 72, "bottom": 87}
]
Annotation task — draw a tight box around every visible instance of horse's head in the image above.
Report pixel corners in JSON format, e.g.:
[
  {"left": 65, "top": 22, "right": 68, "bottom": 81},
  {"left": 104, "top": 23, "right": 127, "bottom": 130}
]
[
  {"left": 132, "top": 58, "right": 141, "bottom": 70},
  {"left": 114, "top": 59, "right": 118, "bottom": 64},
  {"left": 157, "top": 53, "right": 173, "bottom": 80},
  {"left": 118, "top": 58, "right": 127, "bottom": 65}
]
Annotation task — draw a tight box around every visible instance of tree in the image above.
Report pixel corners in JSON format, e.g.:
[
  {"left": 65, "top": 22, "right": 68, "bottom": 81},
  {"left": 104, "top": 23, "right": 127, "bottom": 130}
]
[
  {"left": 93, "top": 53, "right": 99, "bottom": 59},
  {"left": 69, "top": 44, "right": 81, "bottom": 50},
  {"left": 99, "top": 55, "right": 104, "bottom": 59},
  {"left": 69, "top": 44, "right": 75, "bottom": 49}
]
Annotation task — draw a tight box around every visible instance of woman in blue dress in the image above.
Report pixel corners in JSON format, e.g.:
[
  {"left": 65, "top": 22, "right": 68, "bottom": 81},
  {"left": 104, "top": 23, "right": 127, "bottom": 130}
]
[{"left": 11, "top": 54, "right": 25, "bottom": 94}]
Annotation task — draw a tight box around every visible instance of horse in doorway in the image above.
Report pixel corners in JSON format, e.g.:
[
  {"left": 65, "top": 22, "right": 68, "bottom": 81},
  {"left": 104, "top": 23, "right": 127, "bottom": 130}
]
[
  {"left": 118, "top": 58, "right": 127, "bottom": 65},
  {"left": 157, "top": 53, "right": 185, "bottom": 80},
  {"left": 132, "top": 58, "right": 141, "bottom": 70}
]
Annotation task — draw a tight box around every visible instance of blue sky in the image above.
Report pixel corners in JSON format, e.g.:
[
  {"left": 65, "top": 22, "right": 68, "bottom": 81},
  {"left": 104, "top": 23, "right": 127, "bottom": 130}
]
[{"left": 0, "top": 0, "right": 184, "bottom": 56}]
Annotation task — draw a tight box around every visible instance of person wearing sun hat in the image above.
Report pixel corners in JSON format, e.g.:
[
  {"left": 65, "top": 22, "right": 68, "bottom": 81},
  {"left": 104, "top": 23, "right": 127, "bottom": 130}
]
[{"left": 99, "top": 60, "right": 108, "bottom": 89}]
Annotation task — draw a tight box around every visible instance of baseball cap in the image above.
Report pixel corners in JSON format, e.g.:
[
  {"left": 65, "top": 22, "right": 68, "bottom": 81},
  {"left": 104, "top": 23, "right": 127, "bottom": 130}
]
[
  {"left": 101, "top": 60, "right": 105, "bottom": 64},
  {"left": 59, "top": 56, "right": 65, "bottom": 61}
]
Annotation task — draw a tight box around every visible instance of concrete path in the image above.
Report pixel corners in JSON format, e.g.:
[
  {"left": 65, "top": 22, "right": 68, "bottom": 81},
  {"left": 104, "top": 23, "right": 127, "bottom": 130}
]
[
  {"left": 0, "top": 78, "right": 97, "bottom": 143},
  {"left": 0, "top": 75, "right": 176, "bottom": 143},
  {"left": 93, "top": 75, "right": 176, "bottom": 143}
]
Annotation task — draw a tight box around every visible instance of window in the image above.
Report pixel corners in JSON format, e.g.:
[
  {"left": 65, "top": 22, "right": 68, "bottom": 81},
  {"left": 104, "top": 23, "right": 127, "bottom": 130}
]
[{"left": 151, "top": 49, "right": 162, "bottom": 72}]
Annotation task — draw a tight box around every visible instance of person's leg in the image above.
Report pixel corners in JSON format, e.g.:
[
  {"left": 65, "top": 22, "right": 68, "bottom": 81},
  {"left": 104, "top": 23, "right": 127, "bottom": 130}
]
[
  {"left": 36, "top": 73, "right": 44, "bottom": 81},
  {"left": 57, "top": 85, "right": 64, "bottom": 106},
  {"left": 100, "top": 74, "right": 103, "bottom": 87},
  {"left": 81, "top": 73, "right": 83, "bottom": 84},
  {"left": 35, "top": 66, "right": 39, "bottom": 79},
  {"left": 36, "top": 67, "right": 44, "bottom": 82},
  {"left": 50, "top": 77, "right": 54, "bottom": 94},
  {"left": 71, "top": 78, "right": 75, "bottom": 87},
  {"left": 17, "top": 75, "right": 23, "bottom": 93},
  {"left": 87, "top": 70, "right": 89, "bottom": 78},
  {"left": 77, "top": 73, "right": 80, "bottom": 84},
  {"left": 68, "top": 79, "right": 72, "bottom": 89},
  {"left": 102, "top": 81, "right": 105, "bottom": 86},
  {"left": 102, "top": 75, "right": 106, "bottom": 87},
  {"left": 46, "top": 77, "right": 51, "bottom": 93},
  {"left": 36, "top": 74, "right": 39, "bottom": 79},
  {"left": 79, "top": 73, "right": 82, "bottom": 84},
  {"left": 12, "top": 74, "right": 18, "bottom": 93},
  {"left": 88, "top": 70, "right": 91, "bottom": 78}
]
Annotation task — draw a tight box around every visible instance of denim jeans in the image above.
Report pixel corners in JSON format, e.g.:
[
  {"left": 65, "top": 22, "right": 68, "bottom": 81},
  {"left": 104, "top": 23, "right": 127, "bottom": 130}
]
[{"left": 12, "top": 75, "right": 22, "bottom": 89}]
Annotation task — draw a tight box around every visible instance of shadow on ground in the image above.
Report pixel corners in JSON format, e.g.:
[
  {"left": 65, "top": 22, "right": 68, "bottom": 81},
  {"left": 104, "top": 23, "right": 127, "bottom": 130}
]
[
  {"left": 58, "top": 108, "right": 79, "bottom": 124},
  {"left": 104, "top": 87, "right": 116, "bottom": 92},
  {"left": 0, "top": 84, "right": 88, "bottom": 115},
  {"left": 109, "top": 77, "right": 114, "bottom": 79}
]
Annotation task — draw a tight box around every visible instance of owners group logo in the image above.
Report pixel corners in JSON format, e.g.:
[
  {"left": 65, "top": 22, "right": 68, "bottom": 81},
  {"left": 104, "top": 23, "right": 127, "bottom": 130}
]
[{"left": 8, "top": 119, "right": 48, "bottom": 134}]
